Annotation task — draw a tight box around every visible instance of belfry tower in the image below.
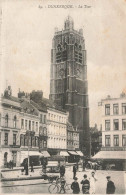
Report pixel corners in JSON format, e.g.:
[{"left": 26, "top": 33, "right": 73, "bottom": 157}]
[{"left": 50, "top": 16, "right": 90, "bottom": 156}]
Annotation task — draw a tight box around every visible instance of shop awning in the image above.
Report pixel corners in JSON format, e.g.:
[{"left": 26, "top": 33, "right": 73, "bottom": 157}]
[
  {"left": 40, "top": 151, "right": 50, "bottom": 157},
  {"left": 92, "top": 151, "right": 126, "bottom": 160},
  {"left": 20, "top": 151, "right": 42, "bottom": 162},
  {"left": 76, "top": 151, "right": 84, "bottom": 156},
  {"left": 68, "top": 151, "right": 78, "bottom": 155},
  {"left": 60, "top": 151, "right": 69, "bottom": 156}
]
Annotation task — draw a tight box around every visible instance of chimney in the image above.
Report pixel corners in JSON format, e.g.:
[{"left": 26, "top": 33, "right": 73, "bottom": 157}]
[{"left": 30, "top": 90, "right": 43, "bottom": 103}]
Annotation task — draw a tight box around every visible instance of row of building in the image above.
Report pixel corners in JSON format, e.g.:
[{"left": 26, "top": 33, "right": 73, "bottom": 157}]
[{"left": 0, "top": 86, "right": 83, "bottom": 168}]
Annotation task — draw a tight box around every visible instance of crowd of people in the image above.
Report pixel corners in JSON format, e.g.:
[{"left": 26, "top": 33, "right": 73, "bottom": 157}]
[{"left": 59, "top": 165, "right": 116, "bottom": 194}]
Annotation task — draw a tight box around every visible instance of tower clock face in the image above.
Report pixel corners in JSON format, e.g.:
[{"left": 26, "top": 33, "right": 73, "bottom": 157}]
[{"left": 59, "top": 69, "right": 65, "bottom": 77}]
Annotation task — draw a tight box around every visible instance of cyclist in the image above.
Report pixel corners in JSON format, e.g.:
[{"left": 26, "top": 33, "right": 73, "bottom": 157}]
[{"left": 59, "top": 173, "right": 66, "bottom": 193}]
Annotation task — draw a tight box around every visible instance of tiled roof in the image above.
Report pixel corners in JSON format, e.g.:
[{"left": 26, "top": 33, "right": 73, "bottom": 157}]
[
  {"left": 42, "top": 98, "right": 66, "bottom": 113},
  {"left": 20, "top": 100, "right": 39, "bottom": 116},
  {"left": 30, "top": 100, "right": 47, "bottom": 113},
  {"left": 3, "top": 95, "right": 21, "bottom": 103}
]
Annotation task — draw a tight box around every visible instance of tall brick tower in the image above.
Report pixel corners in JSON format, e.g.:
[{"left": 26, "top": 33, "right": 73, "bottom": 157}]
[{"left": 50, "top": 16, "right": 90, "bottom": 156}]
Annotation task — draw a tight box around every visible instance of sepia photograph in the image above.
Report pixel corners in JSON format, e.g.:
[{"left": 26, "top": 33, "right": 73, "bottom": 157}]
[{"left": 0, "top": 0, "right": 126, "bottom": 194}]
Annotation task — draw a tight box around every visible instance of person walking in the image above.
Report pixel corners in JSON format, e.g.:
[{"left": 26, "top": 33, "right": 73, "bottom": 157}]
[
  {"left": 73, "top": 165, "right": 77, "bottom": 179},
  {"left": 25, "top": 159, "right": 28, "bottom": 175},
  {"left": 89, "top": 171, "right": 97, "bottom": 194},
  {"left": 71, "top": 177, "right": 80, "bottom": 194},
  {"left": 81, "top": 174, "right": 90, "bottom": 194},
  {"left": 31, "top": 161, "right": 34, "bottom": 172},
  {"left": 106, "top": 176, "right": 115, "bottom": 194},
  {"left": 60, "top": 165, "right": 65, "bottom": 177}
]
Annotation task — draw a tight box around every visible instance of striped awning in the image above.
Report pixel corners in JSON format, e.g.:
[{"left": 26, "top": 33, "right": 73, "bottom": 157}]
[
  {"left": 68, "top": 151, "right": 78, "bottom": 155},
  {"left": 41, "top": 151, "right": 50, "bottom": 157},
  {"left": 20, "top": 151, "right": 42, "bottom": 162},
  {"left": 60, "top": 151, "right": 69, "bottom": 156},
  {"left": 76, "top": 151, "right": 84, "bottom": 156},
  {"left": 92, "top": 151, "right": 126, "bottom": 160}
]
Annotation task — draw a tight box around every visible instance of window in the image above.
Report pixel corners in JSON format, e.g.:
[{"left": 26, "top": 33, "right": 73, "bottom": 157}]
[
  {"left": 36, "top": 122, "right": 38, "bottom": 132},
  {"left": 13, "top": 134, "right": 16, "bottom": 145},
  {"left": 40, "top": 114, "right": 42, "bottom": 123},
  {"left": 13, "top": 116, "right": 17, "bottom": 128},
  {"left": 24, "top": 135, "right": 28, "bottom": 146},
  {"left": 43, "top": 127, "right": 47, "bottom": 135},
  {"left": 43, "top": 115, "right": 46, "bottom": 124},
  {"left": 122, "top": 135, "right": 126, "bottom": 146},
  {"left": 20, "top": 134, "right": 24, "bottom": 146},
  {"left": 105, "top": 104, "right": 110, "bottom": 115},
  {"left": 5, "top": 133, "right": 8, "bottom": 145},
  {"left": 21, "top": 119, "right": 24, "bottom": 129},
  {"left": 25, "top": 120, "right": 27, "bottom": 130},
  {"left": 113, "top": 104, "right": 119, "bottom": 115},
  {"left": 105, "top": 120, "right": 110, "bottom": 131},
  {"left": 35, "top": 137, "right": 39, "bottom": 147},
  {"left": 0, "top": 132, "right": 1, "bottom": 146},
  {"left": 32, "top": 121, "right": 34, "bottom": 131},
  {"left": 105, "top": 135, "right": 110, "bottom": 146},
  {"left": 122, "top": 103, "right": 126, "bottom": 114},
  {"left": 5, "top": 114, "right": 8, "bottom": 127},
  {"left": 114, "top": 135, "right": 119, "bottom": 146},
  {"left": 29, "top": 121, "right": 31, "bottom": 130},
  {"left": 122, "top": 119, "right": 126, "bottom": 130},
  {"left": 0, "top": 113, "right": 1, "bottom": 126},
  {"left": 113, "top": 119, "right": 119, "bottom": 130}
]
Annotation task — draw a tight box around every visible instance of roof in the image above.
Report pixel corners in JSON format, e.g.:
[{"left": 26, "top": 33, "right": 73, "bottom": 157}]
[
  {"left": 2, "top": 95, "right": 21, "bottom": 103},
  {"left": 67, "top": 121, "right": 76, "bottom": 132},
  {"left": 20, "top": 100, "right": 39, "bottom": 116},
  {"left": 92, "top": 150, "right": 126, "bottom": 160},
  {"left": 30, "top": 100, "right": 47, "bottom": 113},
  {"left": 42, "top": 98, "right": 66, "bottom": 113}
]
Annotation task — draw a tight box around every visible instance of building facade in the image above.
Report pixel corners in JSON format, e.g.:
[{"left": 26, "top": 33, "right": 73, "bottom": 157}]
[
  {"left": 67, "top": 122, "right": 79, "bottom": 150},
  {"left": 47, "top": 107, "right": 67, "bottom": 152},
  {"left": 29, "top": 90, "right": 48, "bottom": 153},
  {"left": 49, "top": 16, "right": 90, "bottom": 156},
  {"left": 101, "top": 94, "right": 126, "bottom": 149},
  {"left": 93, "top": 93, "right": 126, "bottom": 170},
  {"left": 0, "top": 89, "right": 21, "bottom": 167},
  {"left": 19, "top": 98, "right": 40, "bottom": 166}
]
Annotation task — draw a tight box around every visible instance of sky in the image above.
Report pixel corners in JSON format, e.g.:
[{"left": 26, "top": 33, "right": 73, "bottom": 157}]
[{"left": 1, "top": 0, "right": 126, "bottom": 127}]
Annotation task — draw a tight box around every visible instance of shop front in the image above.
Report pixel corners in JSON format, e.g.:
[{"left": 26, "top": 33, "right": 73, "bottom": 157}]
[{"left": 92, "top": 150, "right": 126, "bottom": 171}]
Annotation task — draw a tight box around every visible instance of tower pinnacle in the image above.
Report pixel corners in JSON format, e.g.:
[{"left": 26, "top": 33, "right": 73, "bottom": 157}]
[{"left": 64, "top": 15, "right": 74, "bottom": 30}]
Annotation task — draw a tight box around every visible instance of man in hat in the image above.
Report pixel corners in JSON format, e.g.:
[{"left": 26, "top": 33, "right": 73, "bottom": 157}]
[
  {"left": 73, "top": 165, "right": 77, "bottom": 179},
  {"left": 106, "top": 176, "right": 115, "bottom": 194},
  {"left": 81, "top": 174, "right": 90, "bottom": 194},
  {"left": 71, "top": 177, "right": 80, "bottom": 194},
  {"left": 89, "top": 171, "right": 97, "bottom": 194}
]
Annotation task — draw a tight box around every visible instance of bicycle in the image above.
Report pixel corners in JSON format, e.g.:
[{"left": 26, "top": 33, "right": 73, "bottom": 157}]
[{"left": 48, "top": 176, "right": 72, "bottom": 194}]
